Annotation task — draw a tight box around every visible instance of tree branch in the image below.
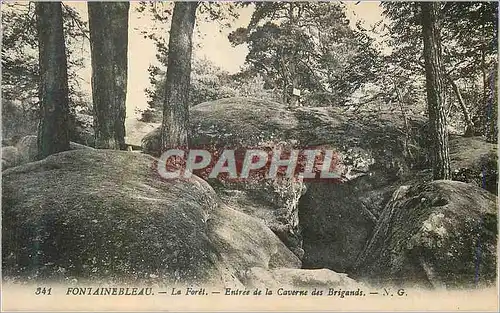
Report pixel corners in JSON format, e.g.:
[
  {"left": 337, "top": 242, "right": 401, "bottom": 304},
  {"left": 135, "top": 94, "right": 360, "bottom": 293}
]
[{"left": 61, "top": 3, "right": 90, "bottom": 41}]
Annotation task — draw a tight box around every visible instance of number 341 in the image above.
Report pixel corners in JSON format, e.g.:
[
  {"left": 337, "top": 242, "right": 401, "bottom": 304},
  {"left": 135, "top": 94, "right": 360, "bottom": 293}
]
[{"left": 35, "top": 287, "right": 52, "bottom": 295}]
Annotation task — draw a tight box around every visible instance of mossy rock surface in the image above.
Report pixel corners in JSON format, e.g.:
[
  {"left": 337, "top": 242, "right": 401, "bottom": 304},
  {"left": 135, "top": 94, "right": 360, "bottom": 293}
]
[
  {"left": 139, "top": 97, "right": 498, "bottom": 275},
  {"left": 2, "top": 135, "right": 94, "bottom": 171},
  {"left": 448, "top": 135, "right": 498, "bottom": 194},
  {"left": 2, "top": 149, "right": 301, "bottom": 285},
  {"left": 354, "top": 180, "right": 498, "bottom": 288},
  {"left": 140, "top": 98, "right": 418, "bottom": 260}
]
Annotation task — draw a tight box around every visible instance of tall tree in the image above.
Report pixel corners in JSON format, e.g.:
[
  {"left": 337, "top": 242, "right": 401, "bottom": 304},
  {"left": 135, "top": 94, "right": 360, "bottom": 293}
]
[
  {"left": 3, "top": 3, "right": 92, "bottom": 145},
  {"left": 36, "top": 2, "right": 70, "bottom": 159},
  {"left": 382, "top": 2, "right": 498, "bottom": 141},
  {"left": 160, "top": 2, "right": 198, "bottom": 150},
  {"left": 88, "top": 2, "right": 129, "bottom": 150},
  {"left": 421, "top": 2, "right": 451, "bottom": 180},
  {"left": 229, "top": 2, "right": 379, "bottom": 106}
]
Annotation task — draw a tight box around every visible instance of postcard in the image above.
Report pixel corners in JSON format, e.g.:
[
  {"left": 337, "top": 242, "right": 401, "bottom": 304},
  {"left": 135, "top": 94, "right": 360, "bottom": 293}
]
[{"left": 1, "top": 1, "right": 498, "bottom": 311}]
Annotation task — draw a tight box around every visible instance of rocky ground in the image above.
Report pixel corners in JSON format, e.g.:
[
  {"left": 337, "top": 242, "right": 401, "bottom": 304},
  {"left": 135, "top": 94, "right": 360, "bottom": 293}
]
[{"left": 2, "top": 97, "right": 497, "bottom": 289}]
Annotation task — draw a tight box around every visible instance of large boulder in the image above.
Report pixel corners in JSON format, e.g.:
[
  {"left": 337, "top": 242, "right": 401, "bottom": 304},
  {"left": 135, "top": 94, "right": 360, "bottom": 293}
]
[
  {"left": 124, "top": 117, "right": 160, "bottom": 149},
  {"left": 1, "top": 149, "right": 304, "bottom": 285},
  {"left": 6, "top": 135, "right": 93, "bottom": 170},
  {"left": 213, "top": 180, "right": 307, "bottom": 260},
  {"left": 240, "top": 267, "right": 361, "bottom": 290},
  {"left": 353, "top": 180, "right": 497, "bottom": 289},
  {"left": 142, "top": 99, "right": 309, "bottom": 258},
  {"left": 299, "top": 135, "right": 498, "bottom": 273},
  {"left": 138, "top": 97, "right": 497, "bottom": 276},
  {"left": 2, "top": 146, "right": 21, "bottom": 169},
  {"left": 449, "top": 135, "right": 497, "bottom": 194},
  {"left": 143, "top": 98, "right": 416, "bottom": 177},
  {"left": 3, "top": 149, "right": 365, "bottom": 290},
  {"left": 140, "top": 98, "right": 418, "bottom": 263}
]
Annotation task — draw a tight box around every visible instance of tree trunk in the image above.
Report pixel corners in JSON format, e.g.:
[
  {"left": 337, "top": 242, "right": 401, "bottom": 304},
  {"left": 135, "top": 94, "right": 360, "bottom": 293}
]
[
  {"left": 160, "top": 2, "right": 198, "bottom": 151},
  {"left": 448, "top": 77, "right": 475, "bottom": 137},
  {"left": 279, "top": 52, "right": 290, "bottom": 105},
  {"left": 481, "top": 48, "right": 487, "bottom": 111},
  {"left": 88, "top": 2, "right": 129, "bottom": 150},
  {"left": 288, "top": 4, "right": 299, "bottom": 108},
  {"left": 421, "top": 2, "right": 451, "bottom": 180},
  {"left": 394, "top": 85, "right": 413, "bottom": 162},
  {"left": 486, "top": 65, "right": 498, "bottom": 143},
  {"left": 36, "top": 2, "right": 70, "bottom": 159}
]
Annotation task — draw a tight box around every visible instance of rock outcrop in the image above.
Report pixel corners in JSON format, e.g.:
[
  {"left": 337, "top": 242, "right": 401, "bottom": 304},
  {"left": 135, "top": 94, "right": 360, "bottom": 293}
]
[
  {"left": 141, "top": 98, "right": 419, "bottom": 263},
  {"left": 2, "top": 146, "right": 20, "bottom": 169},
  {"left": 3, "top": 149, "right": 362, "bottom": 289},
  {"left": 449, "top": 135, "right": 497, "bottom": 194},
  {"left": 353, "top": 180, "right": 497, "bottom": 289},
  {"left": 299, "top": 135, "right": 498, "bottom": 273},
  {"left": 240, "top": 267, "right": 361, "bottom": 290},
  {"left": 139, "top": 97, "right": 498, "bottom": 281},
  {"left": 2, "top": 135, "right": 93, "bottom": 171},
  {"left": 5, "top": 97, "right": 496, "bottom": 289}
]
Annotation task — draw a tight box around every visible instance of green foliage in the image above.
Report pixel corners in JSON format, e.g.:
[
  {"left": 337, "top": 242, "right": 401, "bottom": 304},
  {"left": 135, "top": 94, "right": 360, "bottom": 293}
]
[
  {"left": 381, "top": 1, "right": 498, "bottom": 141},
  {"left": 143, "top": 57, "right": 278, "bottom": 122},
  {"left": 138, "top": 2, "right": 277, "bottom": 120},
  {"left": 1, "top": 99, "right": 38, "bottom": 141},
  {"left": 1, "top": 2, "right": 92, "bottom": 142},
  {"left": 2, "top": 2, "right": 89, "bottom": 106},
  {"left": 2, "top": 2, "right": 40, "bottom": 104},
  {"left": 229, "top": 2, "right": 380, "bottom": 106}
]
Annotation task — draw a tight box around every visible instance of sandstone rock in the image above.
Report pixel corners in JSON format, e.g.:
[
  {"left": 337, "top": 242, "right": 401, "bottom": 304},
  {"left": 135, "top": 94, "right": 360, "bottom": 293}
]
[
  {"left": 9, "top": 135, "right": 94, "bottom": 169},
  {"left": 125, "top": 118, "right": 160, "bottom": 149},
  {"left": 240, "top": 267, "right": 361, "bottom": 290},
  {"left": 2, "top": 146, "right": 21, "bottom": 169},
  {"left": 137, "top": 97, "right": 497, "bottom": 277},
  {"left": 208, "top": 203, "right": 301, "bottom": 276},
  {"left": 353, "top": 180, "right": 497, "bottom": 289},
  {"left": 70, "top": 141, "right": 94, "bottom": 150},
  {"left": 213, "top": 178, "right": 306, "bottom": 259},
  {"left": 15, "top": 135, "right": 38, "bottom": 164},
  {"left": 449, "top": 135, "right": 497, "bottom": 194},
  {"left": 140, "top": 98, "right": 415, "bottom": 262},
  {"left": 2, "top": 149, "right": 300, "bottom": 286},
  {"left": 143, "top": 98, "right": 414, "bottom": 178}
]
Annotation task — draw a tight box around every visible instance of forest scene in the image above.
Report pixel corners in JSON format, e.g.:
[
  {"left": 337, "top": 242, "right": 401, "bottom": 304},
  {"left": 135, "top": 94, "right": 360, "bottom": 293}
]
[{"left": 1, "top": 0, "right": 499, "bottom": 295}]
